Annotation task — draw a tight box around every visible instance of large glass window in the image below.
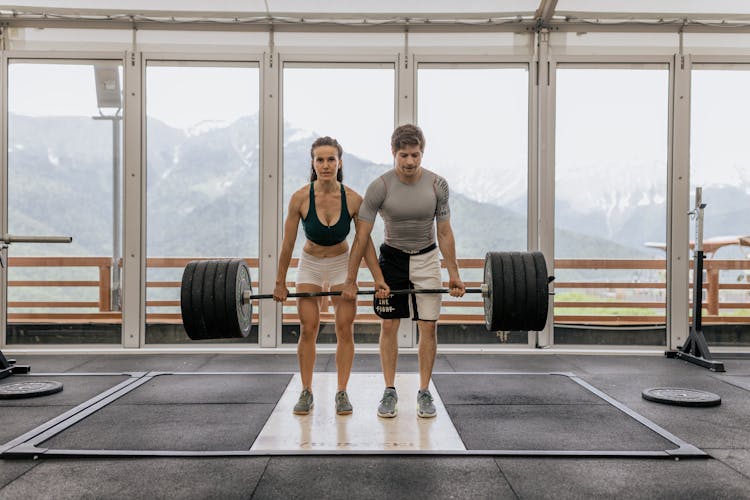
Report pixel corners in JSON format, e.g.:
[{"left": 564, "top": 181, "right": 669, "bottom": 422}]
[
  {"left": 145, "top": 62, "right": 260, "bottom": 344},
  {"left": 281, "top": 64, "right": 395, "bottom": 344},
  {"left": 6, "top": 61, "right": 123, "bottom": 344},
  {"left": 418, "top": 64, "right": 529, "bottom": 344},
  {"left": 554, "top": 66, "right": 669, "bottom": 345},
  {"left": 691, "top": 65, "right": 750, "bottom": 346}
]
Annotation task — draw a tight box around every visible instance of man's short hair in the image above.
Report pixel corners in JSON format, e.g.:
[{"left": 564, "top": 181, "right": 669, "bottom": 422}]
[{"left": 391, "top": 124, "right": 425, "bottom": 153}]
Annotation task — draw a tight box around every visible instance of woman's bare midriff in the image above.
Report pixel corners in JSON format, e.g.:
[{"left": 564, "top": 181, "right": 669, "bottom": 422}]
[{"left": 302, "top": 239, "right": 349, "bottom": 258}]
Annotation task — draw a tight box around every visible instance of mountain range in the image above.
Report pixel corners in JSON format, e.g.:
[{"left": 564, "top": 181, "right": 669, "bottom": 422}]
[{"left": 7, "top": 113, "right": 748, "bottom": 267}]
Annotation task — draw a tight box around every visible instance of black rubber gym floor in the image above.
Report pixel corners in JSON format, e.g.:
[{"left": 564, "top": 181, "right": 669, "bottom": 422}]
[
  {"left": 2, "top": 370, "right": 699, "bottom": 457},
  {"left": 2, "top": 353, "right": 750, "bottom": 499}
]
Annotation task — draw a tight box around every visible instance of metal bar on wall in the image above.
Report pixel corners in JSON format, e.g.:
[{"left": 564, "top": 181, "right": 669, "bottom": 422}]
[
  {"left": 260, "top": 43, "right": 281, "bottom": 348},
  {"left": 122, "top": 45, "right": 144, "bottom": 348},
  {"left": 668, "top": 52, "right": 691, "bottom": 350}
]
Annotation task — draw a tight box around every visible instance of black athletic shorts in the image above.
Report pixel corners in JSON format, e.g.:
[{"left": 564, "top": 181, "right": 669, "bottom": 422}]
[{"left": 374, "top": 243, "right": 442, "bottom": 321}]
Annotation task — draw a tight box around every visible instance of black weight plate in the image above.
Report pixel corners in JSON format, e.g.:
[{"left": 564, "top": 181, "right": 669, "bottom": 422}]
[
  {"left": 642, "top": 387, "right": 721, "bottom": 407},
  {"left": 0, "top": 380, "right": 64, "bottom": 399},
  {"left": 531, "top": 251, "right": 549, "bottom": 331},
  {"left": 485, "top": 252, "right": 505, "bottom": 331},
  {"left": 180, "top": 261, "right": 199, "bottom": 340},
  {"left": 509, "top": 252, "right": 527, "bottom": 331},
  {"left": 499, "top": 252, "right": 516, "bottom": 331},
  {"left": 201, "top": 260, "right": 219, "bottom": 338},
  {"left": 521, "top": 252, "right": 538, "bottom": 330},
  {"left": 190, "top": 260, "right": 210, "bottom": 340},
  {"left": 225, "top": 259, "right": 253, "bottom": 338},
  {"left": 212, "top": 259, "right": 230, "bottom": 338},
  {"left": 483, "top": 252, "right": 494, "bottom": 330}
]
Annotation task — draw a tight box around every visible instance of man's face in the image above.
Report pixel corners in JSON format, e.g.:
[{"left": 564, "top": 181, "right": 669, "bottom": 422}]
[{"left": 393, "top": 144, "right": 423, "bottom": 178}]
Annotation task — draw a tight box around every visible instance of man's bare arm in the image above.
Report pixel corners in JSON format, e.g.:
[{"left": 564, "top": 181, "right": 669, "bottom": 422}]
[
  {"left": 437, "top": 219, "right": 465, "bottom": 297},
  {"left": 342, "top": 219, "right": 376, "bottom": 299}
]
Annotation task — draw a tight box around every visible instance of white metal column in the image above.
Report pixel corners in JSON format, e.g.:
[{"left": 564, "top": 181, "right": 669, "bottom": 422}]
[
  {"left": 259, "top": 47, "right": 281, "bottom": 348},
  {"left": 668, "top": 52, "right": 691, "bottom": 350},
  {"left": 536, "top": 30, "right": 554, "bottom": 348},
  {"left": 396, "top": 44, "right": 416, "bottom": 348},
  {"left": 121, "top": 48, "right": 145, "bottom": 348},
  {"left": 0, "top": 52, "right": 7, "bottom": 347},
  {"left": 527, "top": 34, "right": 541, "bottom": 348}
]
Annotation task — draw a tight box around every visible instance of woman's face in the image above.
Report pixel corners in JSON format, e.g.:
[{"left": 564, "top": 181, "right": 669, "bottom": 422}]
[{"left": 312, "top": 145, "right": 341, "bottom": 181}]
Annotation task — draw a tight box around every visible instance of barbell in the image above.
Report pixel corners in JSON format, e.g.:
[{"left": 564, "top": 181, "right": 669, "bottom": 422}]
[{"left": 180, "top": 251, "right": 552, "bottom": 340}]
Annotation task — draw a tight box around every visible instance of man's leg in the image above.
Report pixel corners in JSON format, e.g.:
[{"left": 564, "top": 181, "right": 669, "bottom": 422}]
[
  {"left": 417, "top": 320, "right": 437, "bottom": 390},
  {"left": 380, "top": 318, "right": 400, "bottom": 387}
]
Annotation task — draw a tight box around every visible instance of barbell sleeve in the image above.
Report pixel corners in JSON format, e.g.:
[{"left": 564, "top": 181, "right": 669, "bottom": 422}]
[{"left": 2, "top": 234, "right": 73, "bottom": 244}]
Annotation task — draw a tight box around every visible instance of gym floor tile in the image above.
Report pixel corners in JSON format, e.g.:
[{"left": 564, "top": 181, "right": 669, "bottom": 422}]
[
  {"left": 494, "top": 457, "right": 750, "bottom": 500},
  {"left": 0, "top": 458, "right": 269, "bottom": 500},
  {"left": 445, "top": 403, "right": 674, "bottom": 451},
  {"left": 40, "top": 403, "right": 276, "bottom": 451},
  {"left": 115, "top": 373, "right": 292, "bottom": 404},
  {"left": 433, "top": 373, "right": 602, "bottom": 405},
  {"left": 253, "top": 457, "right": 515, "bottom": 500}
]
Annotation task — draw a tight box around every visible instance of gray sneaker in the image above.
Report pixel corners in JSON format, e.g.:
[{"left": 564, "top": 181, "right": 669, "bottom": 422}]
[
  {"left": 335, "top": 390, "right": 353, "bottom": 415},
  {"left": 417, "top": 389, "right": 436, "bottom": 418},
  {"left": 377, "top": 388, "right": 398, "bottom": 418},
  {"left": 293, "top": 389, "right": 314, "bottom": 415}
]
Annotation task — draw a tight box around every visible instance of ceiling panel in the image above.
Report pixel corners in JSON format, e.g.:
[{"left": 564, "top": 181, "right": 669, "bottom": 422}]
[{"left": 557, "top": 0, "right": 750, "bottom": 16}]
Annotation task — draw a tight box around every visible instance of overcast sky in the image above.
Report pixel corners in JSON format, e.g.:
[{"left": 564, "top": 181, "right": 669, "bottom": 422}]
[{"left": 8, "top": 61, "right": 749, "bottom": 195}]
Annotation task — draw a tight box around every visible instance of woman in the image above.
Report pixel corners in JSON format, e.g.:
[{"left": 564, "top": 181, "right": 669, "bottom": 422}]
[{"left": 274, "top": 136, "right": 383, "bottom": 416}]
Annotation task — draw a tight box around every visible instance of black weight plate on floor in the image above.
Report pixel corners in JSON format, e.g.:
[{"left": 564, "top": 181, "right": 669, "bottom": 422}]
[
  {"left": 190, "top": 260, "right": 211, "bottom": 340},
  {"left": 180, "top": 261, "right": 199, "bottom": 340},
  {"left": 201, "top": 260, "right": 219, "bottom": 338},
  {"left": 531, "top": 251, "right": 549, "bottom": 331},
  {"left": 642, "top": 387, "right": 721, "bottom": 407},
  {"left": 212, "top": 259, "right": 230, "bottom": 338},
  {"left": 0, "top": 380, "right": 63, "bottom": 399},
  {"left": 484, "top": 252, "right": 503, "bottom": 331},
  {"left": 225, "top": 259, "right": 252, "bottom": 338}
]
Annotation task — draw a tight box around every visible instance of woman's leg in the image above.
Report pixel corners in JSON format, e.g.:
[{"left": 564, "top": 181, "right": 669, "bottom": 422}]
[
  {"left": 330, "top": 286, "right": 356, "bottom": 392},
  {"left": 296, "top": 284, "right": 322, "bottom": 391}
]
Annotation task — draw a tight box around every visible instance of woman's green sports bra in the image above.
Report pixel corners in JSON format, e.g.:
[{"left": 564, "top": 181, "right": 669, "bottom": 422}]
[{"left": 301, "top": 182, "right": 352, "bottom": 246}]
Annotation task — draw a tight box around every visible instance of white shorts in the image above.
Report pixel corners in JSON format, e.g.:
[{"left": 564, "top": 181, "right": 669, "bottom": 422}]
[{"left": 296, "top": 250, "right": 349, "bottom": 288}]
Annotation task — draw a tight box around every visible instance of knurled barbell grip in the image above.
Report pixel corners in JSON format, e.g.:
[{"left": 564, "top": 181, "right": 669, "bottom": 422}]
[{"left": 242, "top": 287, "right": 485, "bottom": 304}]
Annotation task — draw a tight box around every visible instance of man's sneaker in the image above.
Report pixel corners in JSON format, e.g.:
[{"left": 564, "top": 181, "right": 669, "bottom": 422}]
[
  {"left": 377, "top": 388, "right": 398, "bottom": 418},
  {"left": 293, "top": 389, "right": 313, "bottom": 415},
  {"left": 335, "top": 390, "right": 353, "bottom": 415},
  {"left": 417, "top": 389, "right": 437, "bottom": 418}
]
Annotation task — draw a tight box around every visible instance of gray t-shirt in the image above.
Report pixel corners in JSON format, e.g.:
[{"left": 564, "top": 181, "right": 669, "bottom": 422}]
[{"left": 359, "top": 167, "right": 450, "bottom": 252}]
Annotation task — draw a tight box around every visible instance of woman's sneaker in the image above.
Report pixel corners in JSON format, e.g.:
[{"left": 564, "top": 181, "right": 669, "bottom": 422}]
[
  {"left": 293, "top": 389, "right": 314, "bottom": 415},
  {"left": 417, "top": 389, "right": 436, "bottom": 418},
  {"left": 377, "top": 388, "right": 398, "bottom": 418},
  {"left": 335, "top": 390, "right": 353, "bottom": 415}
]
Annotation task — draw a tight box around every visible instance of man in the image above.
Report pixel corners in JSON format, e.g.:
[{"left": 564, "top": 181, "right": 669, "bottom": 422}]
[{"left": 342, "top": 124, "right": 465, "bottom": 418}]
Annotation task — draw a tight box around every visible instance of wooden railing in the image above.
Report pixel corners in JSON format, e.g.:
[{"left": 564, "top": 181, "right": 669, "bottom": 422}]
[{"left": 5, "top": 256, "right": 750, "bottom": 326}]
